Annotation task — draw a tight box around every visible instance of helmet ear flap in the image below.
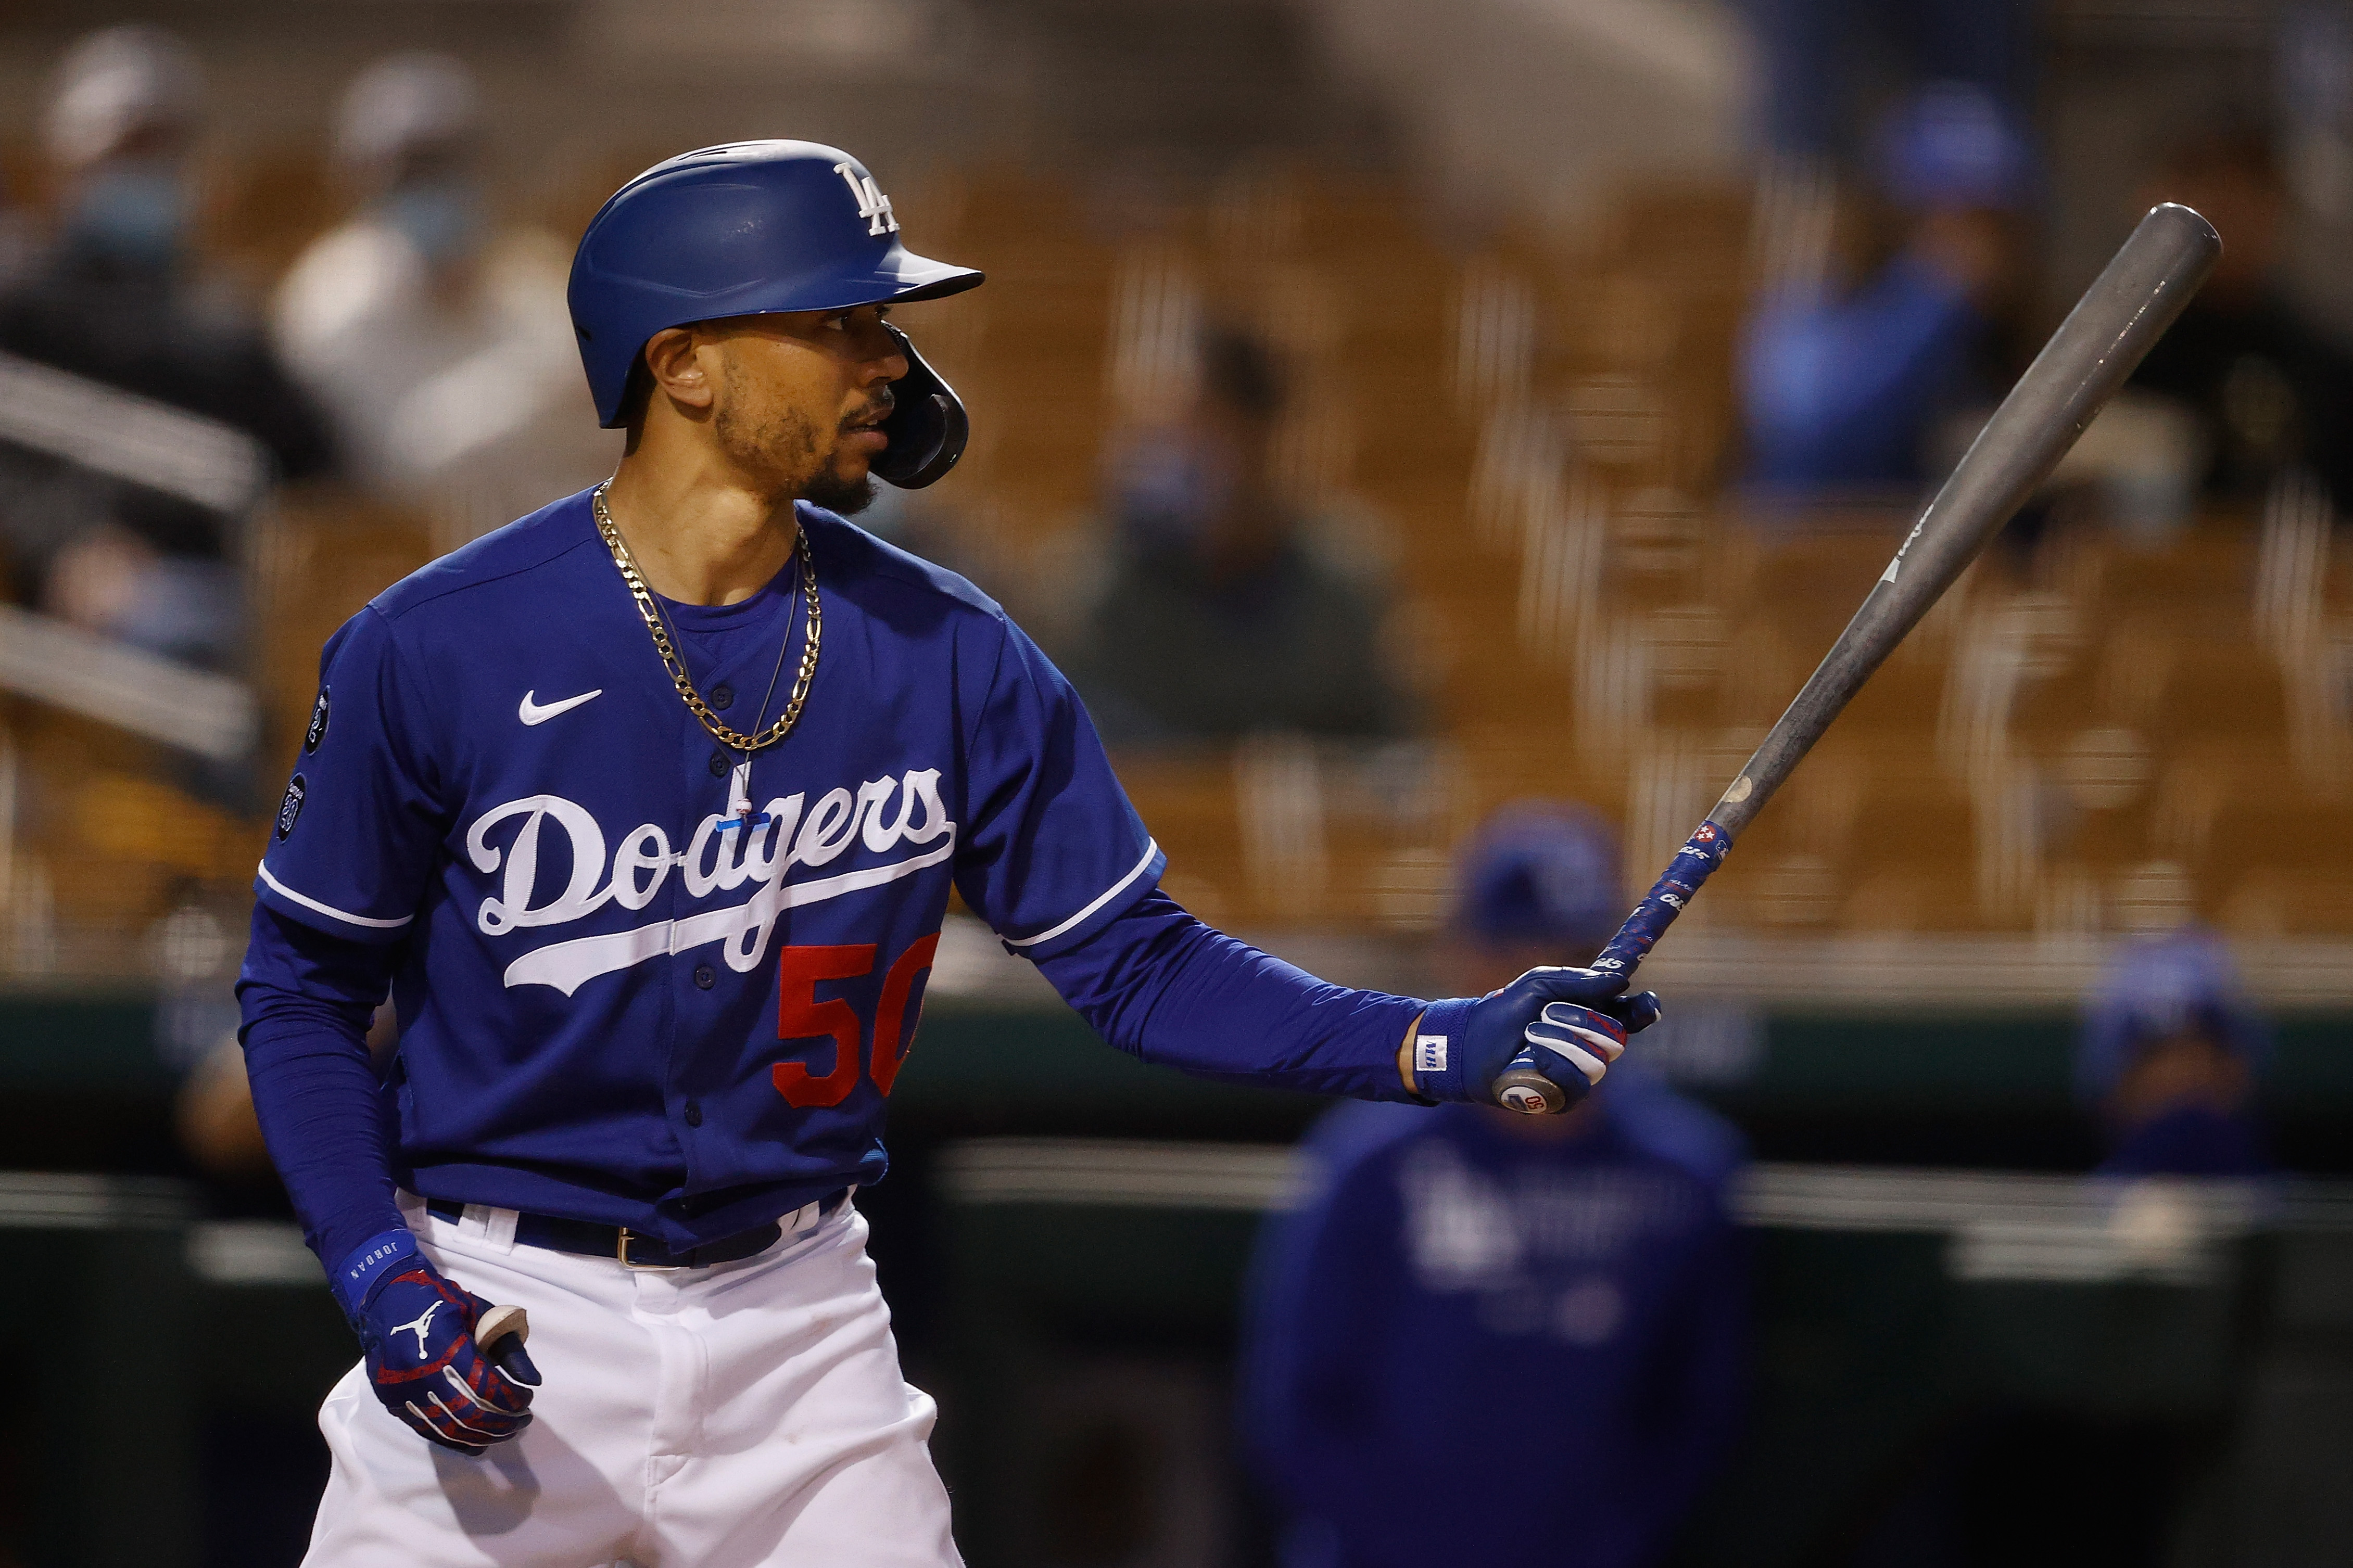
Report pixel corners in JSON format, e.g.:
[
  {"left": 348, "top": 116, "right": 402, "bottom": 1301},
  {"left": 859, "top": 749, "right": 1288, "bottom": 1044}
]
[{"left": 872, "top": 322, "right": 970, "bottom": 489}]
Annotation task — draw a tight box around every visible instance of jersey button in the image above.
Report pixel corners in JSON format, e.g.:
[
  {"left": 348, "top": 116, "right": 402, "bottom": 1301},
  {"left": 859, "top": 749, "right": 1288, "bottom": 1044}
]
[
  {"left": 710, "top": 684, "right": 735, "bottom": 711},
  {"left": 693, "top": 964, "right": 716, "bottom": 989},
  {"left": 684, "top": 1101, "right": 703, "bottom": 1127},
  {"left": 708, "top": 751, "right": 731, "bottom": 777}
]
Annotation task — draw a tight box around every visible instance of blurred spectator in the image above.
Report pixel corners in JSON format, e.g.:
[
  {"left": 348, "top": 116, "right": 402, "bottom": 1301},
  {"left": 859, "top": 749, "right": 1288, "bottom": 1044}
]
[
  {"left": 1441, "top": 801, "right": 1627, "bottom": 983},
  {"left": 273, "top": 52, "right": 615, "bottom": 536},
  {"left": 1855, "top": 931, "right": 2272, "bottom": 1566},
  {"left": 2126, "top": 130, "right": 2353, "bottom": 512},
  {"left": 1, "top": 26, "right": 335, "bottom": 487},
  {"left": 1741, "top": 0, "right": 2028, "bottom": 165},
  {"left": 0, "top": 25, "right": 332, "bottom": 666},
  {"left": 1242, "top": 804, "right": 1748, "bottom": 1568},
  {"left": 2077, "top": 929, "right": 2272, "bottom": 1178},
  {"left": 1064, "top": 327, "right": 1406, "bottom": 744},
  {"left": 1741, "top": 83, "right": 2033, "bottom": 493}
]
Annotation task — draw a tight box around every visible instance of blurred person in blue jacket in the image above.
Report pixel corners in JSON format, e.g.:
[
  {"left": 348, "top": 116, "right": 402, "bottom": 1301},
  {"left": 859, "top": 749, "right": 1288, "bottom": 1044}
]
[
  {"left": 1741, "top": 0, "right": 2029, "bottom": 167},
  {"left": 1741, "top": 83, "right": 2033, "bottom": 493},
  {"left": 2077, "top": 929, "right": 2271, "bottom": 1178},
  {"left": 1241, "top": 804, "right": 1749, "bottom": 1568},
  {"left": 1850, "top": 932, "right": 2271, "bottom": 1567}
]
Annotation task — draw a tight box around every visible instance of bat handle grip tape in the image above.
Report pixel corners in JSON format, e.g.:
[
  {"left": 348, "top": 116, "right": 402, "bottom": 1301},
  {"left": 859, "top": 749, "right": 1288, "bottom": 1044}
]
[{"left": 1492, "top": 820, "right": 1734, "bottom": 1115}]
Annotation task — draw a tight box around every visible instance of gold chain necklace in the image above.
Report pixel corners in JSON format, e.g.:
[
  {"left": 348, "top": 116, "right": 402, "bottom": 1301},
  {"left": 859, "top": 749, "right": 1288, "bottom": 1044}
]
[{"left": 592, "top": 480, "right": 821, "bottom": 755}]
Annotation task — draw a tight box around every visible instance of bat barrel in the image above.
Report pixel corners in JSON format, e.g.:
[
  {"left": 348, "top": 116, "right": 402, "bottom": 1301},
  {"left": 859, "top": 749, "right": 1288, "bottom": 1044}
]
[
  {"left": 1709, "top": 202, "right": 2220, "bottom": 843},
  {"left": 1492, "top": 202, "right": 2220, "bottom": 1117}
]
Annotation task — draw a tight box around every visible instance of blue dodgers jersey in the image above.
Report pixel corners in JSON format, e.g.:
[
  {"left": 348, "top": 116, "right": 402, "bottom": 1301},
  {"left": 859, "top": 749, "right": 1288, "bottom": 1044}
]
[
  {"left": 1244, "top": 1089, "right": 1748, "bottom": 1568},
  {"left": 256, "top": 488, "right": 1164, "bottom": 1246}
]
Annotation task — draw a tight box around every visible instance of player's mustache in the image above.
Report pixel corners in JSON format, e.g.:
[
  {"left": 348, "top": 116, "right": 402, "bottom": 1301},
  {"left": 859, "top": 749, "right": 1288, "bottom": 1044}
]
[{"left": 841, "top": 388, "right": 895, "bottom": 431}]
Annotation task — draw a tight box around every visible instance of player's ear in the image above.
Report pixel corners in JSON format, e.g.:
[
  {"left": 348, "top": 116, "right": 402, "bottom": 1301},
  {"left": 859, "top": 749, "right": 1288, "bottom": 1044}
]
[{"left": 641, "top": 326, "right": 717, "bottom": 416}]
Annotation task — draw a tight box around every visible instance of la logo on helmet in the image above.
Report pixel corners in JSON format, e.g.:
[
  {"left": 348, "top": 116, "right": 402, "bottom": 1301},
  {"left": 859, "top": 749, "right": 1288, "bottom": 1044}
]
[{"left": 833, "top": 163, "right": 897, "bottom": 236}]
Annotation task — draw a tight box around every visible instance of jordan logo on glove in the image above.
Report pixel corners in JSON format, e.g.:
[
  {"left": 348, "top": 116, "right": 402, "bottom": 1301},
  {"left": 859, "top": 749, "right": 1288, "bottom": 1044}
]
[
  {"left": 340, "top": 1238, "right": 542, "bottom": 1457},
  {"left": 391, "top": 1301, "right": 442, "bottom": 1357}
]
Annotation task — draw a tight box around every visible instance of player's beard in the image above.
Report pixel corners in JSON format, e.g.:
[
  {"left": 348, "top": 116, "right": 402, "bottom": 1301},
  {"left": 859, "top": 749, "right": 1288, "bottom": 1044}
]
[
  {"left": 805, "top": 388, "right": 890, "bottom": 516},
  {"left": 713, "top": 366, "right": 877, "bottom": 516},
  {"left": 801, "top": 468, "right": 877, "bottom": 516}
]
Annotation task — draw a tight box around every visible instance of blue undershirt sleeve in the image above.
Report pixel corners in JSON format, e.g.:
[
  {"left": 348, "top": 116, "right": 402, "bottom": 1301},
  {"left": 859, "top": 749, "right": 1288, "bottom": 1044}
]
[
  {"left": 1031, "top": 888, "right": 1426, "bottom": 1103},
  {"left": 235, "top": 903, "right": 407, "bottom": 1276}
]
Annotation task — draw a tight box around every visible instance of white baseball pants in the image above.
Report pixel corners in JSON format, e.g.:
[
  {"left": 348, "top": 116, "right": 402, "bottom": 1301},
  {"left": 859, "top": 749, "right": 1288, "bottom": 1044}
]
[{"left": 301, "top": 1195, "right": 963, "bottom": 1567}]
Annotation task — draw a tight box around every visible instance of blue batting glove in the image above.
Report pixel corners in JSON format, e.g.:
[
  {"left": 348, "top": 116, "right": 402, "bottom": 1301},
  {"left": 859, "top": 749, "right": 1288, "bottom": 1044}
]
[
  {"left": 335, "top": 1230, "right": 541, "bottom": 1456},
  {"left": 1408, "top": 966, "right": 1663, "bottom": 1107}
]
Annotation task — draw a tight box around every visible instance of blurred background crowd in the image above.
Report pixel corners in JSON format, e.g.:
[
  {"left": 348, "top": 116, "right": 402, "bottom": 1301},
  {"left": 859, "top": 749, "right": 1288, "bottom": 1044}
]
[{"left": 1, "top": 1, "right": 2350, "bottom": 1566}]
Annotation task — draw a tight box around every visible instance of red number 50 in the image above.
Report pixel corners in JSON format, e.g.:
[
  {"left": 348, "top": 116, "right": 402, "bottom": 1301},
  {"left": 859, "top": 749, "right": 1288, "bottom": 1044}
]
[{"left": 770, "top": 933, "right": 941, "bottom": 1108}]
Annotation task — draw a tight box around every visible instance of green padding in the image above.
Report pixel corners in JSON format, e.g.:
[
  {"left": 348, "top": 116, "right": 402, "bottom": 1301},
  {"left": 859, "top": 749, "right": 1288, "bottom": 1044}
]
[
  {"left": 898, "top": 1005, "right": 2353, "bottom": 1116},
  {"left": 948, "top": 1203, "right": 1263, "bottom": 1329},
  {"left": 897, "top": 1002, "right": 1330, "bottom": 1125},
  {"left": 1739, "top": 1014, "right": 2073, "bottom": 1106},
  {"left": 0, "top": 990, "right": 2345, "bottom": 1114},
  {"left": 2274, "top": 1016, "right": 2353, "bottom": 1103},
  {"left": 0, "top": 990, "right": 169, "bottom": 1091},
  {"left": 1, "top": 1228, "right": 200, "bottom": 1567},
  {"left": 1750, "top": 1013, "right": 2353, "bottom": 1111}
]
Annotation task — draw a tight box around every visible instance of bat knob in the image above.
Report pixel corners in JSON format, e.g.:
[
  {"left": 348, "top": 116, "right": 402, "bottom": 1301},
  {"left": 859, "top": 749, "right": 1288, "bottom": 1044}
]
[
  {"left": 474, "top": 1303, "right": 529, "bottom": 1354},
  {"left": 1494, "top": 1066, "right": 1571, "bottom": 1116}
]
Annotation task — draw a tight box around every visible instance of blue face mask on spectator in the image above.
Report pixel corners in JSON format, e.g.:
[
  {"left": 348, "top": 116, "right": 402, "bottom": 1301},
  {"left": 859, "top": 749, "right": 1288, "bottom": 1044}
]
[
  {"left": 381, "top": 180, "right": 483, "bottom": 265},
  {"left": 67, "top": 162, "right": 190, "bottom": 268},
  {"left": 1110, "top": 429, "right": 1235, "bottom": 553}
]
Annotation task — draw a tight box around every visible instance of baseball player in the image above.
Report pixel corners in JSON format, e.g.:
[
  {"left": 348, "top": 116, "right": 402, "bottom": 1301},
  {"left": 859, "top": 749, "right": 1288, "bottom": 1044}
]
[
  {"left": 2076, "top": 928, "right": 2272, "bottom": 1177},
  {"left": 1241, "top": 805, "right": 1747, "bottom": 1568},
  {"left": 236, "top": 140, "right": 1660, "bottom": 1567}
]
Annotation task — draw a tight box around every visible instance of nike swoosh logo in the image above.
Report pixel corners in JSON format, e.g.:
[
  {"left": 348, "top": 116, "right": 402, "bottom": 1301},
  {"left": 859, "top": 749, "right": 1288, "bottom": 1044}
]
[{"left": 518, "top": 689, "right": 603, "bottom": 726}]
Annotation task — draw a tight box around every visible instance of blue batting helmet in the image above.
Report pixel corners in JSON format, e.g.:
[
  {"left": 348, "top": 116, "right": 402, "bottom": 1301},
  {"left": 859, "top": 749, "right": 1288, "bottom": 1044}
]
[
  {"left": 1453, "top": 802, "right": 1625, "bottom": 949},
  {"left": 566, "top": 141, "right": 984, "bottom": 483}
]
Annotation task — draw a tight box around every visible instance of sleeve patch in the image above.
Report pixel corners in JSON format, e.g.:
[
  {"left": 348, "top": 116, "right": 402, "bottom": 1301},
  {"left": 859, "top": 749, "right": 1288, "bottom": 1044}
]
[
  {"left": 304, "top": 686, "right": 330, "bottom": 754},
  {"left": 275, "top": 775, "right": 307, "bottom": 840}
]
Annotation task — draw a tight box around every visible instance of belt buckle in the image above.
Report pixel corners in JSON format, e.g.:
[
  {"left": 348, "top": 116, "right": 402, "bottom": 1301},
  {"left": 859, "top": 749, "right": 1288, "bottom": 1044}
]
[{"left": 615, "top": 1227, "right": 685, "bottom": 1270}]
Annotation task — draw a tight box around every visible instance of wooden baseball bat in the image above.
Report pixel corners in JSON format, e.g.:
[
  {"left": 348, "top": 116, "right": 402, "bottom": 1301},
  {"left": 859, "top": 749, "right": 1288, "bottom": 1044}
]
[{"left": 1494, "top": 202, "right": 2223, "bottom": 1114}]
